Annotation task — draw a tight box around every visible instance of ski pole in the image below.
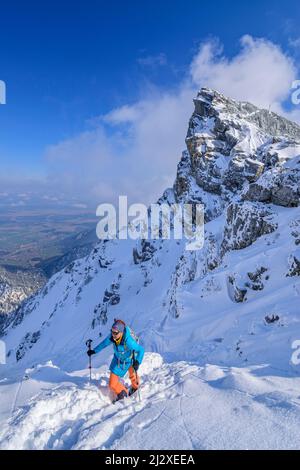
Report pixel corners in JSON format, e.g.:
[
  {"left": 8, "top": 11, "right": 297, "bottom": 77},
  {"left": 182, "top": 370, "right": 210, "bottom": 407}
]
[
  {"left": 133, "top": 351, "right": 141, "bottom": 401},
  {"left": 86, "top": 339, "right": 93, "bottom": 382}
]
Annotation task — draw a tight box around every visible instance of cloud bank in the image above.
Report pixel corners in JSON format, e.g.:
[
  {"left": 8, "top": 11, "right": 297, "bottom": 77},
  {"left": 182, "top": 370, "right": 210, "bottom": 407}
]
[{"left": 190, "top": 35, "right": 296, "bottom": 110}]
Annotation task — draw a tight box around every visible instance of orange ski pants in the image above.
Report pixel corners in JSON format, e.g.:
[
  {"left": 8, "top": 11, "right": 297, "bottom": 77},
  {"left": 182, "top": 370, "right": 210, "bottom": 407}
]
[{"left": 109, "top": 366, "right": 140, "bottom": 395}]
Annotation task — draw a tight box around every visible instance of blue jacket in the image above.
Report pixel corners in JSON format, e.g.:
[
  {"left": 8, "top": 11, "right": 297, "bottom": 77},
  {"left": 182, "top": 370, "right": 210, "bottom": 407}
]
[{"left": 94, "top": 326, "right": 144, "bottom": 377}]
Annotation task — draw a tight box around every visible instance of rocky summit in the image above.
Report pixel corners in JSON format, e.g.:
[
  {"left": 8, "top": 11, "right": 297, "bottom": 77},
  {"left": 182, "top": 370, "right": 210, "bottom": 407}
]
[{"left": 174, "top": 88, "right": 300, "bottom": 215}]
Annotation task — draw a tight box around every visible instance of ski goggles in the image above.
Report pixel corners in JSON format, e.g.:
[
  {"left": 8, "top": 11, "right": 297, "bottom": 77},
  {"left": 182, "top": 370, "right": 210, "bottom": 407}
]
[{"left": 111, "top": 329, "right": 121, "bottom": 336}]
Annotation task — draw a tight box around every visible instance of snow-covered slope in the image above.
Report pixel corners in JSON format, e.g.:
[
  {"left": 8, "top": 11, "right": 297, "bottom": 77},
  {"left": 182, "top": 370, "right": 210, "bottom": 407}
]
[
  {"left": 1, "top": 354, "right": 300, "bottom": 450},
  {"left": 0, "top": 266, "right": 45, "bottom": 318},
  {"left": 1, "top": 88, "right": 300, "bottom": 449}
]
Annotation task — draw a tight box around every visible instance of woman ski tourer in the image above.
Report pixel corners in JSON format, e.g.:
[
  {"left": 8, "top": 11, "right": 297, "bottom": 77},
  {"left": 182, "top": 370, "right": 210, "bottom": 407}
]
[{"left": 87, "top": 319, "right": 144, "bottom": 402}]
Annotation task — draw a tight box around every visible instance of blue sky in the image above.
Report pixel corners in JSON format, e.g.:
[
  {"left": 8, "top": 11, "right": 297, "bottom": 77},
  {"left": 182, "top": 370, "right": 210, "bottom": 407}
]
[{"left": 0, "top": 0, "right": 300, "bottom": 208}]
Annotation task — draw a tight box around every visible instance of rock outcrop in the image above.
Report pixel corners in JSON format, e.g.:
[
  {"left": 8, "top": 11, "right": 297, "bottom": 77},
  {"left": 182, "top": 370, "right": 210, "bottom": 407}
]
[{"left": 174, "top": 88, "right": 300, "bottom": 216}]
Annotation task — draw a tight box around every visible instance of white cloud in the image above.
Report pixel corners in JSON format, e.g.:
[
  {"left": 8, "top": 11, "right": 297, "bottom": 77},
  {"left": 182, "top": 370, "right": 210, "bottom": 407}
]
[
  {"left": 72, "top": 203, "right": 88, "bottom": 209},
  {"left": 10, "top": 201, "right": 25, "bottom": 207},
  {"left": 104, "top": 104, "right": 142, "bottom": 124},
  {"left": 42, "top": 36, "right": 299, "bottom": 207},
  {"left": 45, "top": 87, "right": 195, "bottom": 206},
  {"left": 190, "top": 35, "right": 297, "bottom": 110},
  {"left": 289, "top": 37, "right": 300, "bottom": 49},
  {"left": 137, "top": 53, "right": 167, "bottom": 67}
]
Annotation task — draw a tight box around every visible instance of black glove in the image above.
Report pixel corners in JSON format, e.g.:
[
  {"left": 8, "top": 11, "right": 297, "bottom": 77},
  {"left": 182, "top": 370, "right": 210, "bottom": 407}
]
[
  {"left": 87, "top": 349, "right": 96, "bottom": 357},
  {"left": 132, "top": 359, "right": 139, "bottom": 371}
]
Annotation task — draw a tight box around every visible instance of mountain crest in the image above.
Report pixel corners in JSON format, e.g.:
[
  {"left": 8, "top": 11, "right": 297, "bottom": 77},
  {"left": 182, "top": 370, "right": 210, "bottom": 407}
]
[{"left": 174, "top": 88, "right": 300, "bottom": 216}]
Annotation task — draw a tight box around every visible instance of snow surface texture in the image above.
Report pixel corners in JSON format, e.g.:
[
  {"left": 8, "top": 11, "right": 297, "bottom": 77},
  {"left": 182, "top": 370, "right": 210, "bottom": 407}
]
[
  {"left": 1, "top": 354, "right": 300, "bottom": 450},
  {"left": 1, "top": 88, "right": 300, "bottom": 450}
]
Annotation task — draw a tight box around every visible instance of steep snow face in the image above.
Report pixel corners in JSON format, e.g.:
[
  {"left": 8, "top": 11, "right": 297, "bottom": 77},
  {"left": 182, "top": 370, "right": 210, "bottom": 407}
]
[{"left": 0, "top": 89, "right": 300, "bottom": 449}]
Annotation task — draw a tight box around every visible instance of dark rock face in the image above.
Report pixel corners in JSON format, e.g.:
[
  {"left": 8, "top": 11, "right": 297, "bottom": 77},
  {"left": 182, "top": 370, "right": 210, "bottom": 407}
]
[
  {"left": 244, "top": 168, "right": 300, "bottom": 207},
  {"left": 173, "top": 151, "right": 193, "bottom": 198},
  {"left": 223, "top": 158, "right": 265, "bottom": 192},
  {"left": 286, "top": 252, "right": 300, "bottom": 277},
  {"left": 243, "top": 183, "right": 272, "bottom": 203},
  {"left": 290, "top": 221, "right": 300, "bottom": 245},
  {"left": 174, "top": 88, "right": 300, "bottom": 233},
  {"left": 192, "top": 88, "right": 300, "bottom": 139},
  {"left": 91, "top": 276, "right": 121, "bottom": 329},
  {"left": 0, "top": 267, "right": 46, "bottom": 316},
  {"left": 245, "top": 267, "right": 268, "bottom": 291},
  {"left": 265, "top": 314, "right": 280, "bottom": 324},
  {"left": 221, "top": 202, "right": 277, "bottom": 255},
  {"left": 133, "top": 240, "right": 157, "bottom": 264},
  {"left": 228, "top": 275, "right": 247, "bottom": 303},
  {"left": 16, "top": 330, "right": 41, "bottom": 362}
]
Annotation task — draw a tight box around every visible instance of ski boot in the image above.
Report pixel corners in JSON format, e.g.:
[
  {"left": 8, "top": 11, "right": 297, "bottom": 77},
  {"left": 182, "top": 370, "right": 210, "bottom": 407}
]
[
  {"left": 128, "top": 386, "right": 138, "bottom": 397},
  {"left": 113, "top": 389, "right": 128, "bottom": 403}
]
